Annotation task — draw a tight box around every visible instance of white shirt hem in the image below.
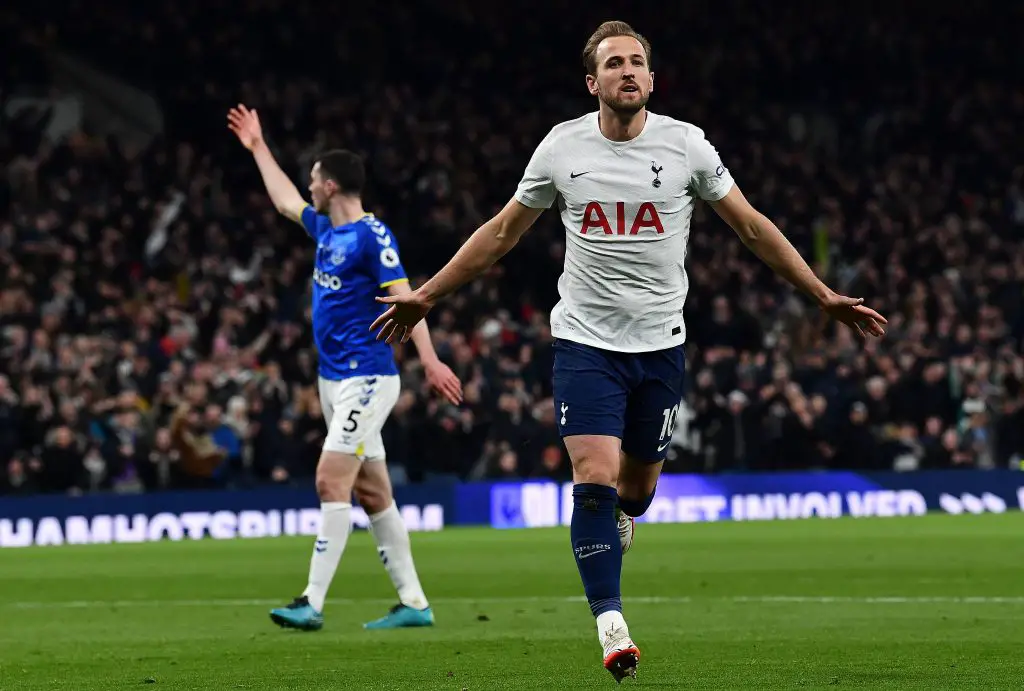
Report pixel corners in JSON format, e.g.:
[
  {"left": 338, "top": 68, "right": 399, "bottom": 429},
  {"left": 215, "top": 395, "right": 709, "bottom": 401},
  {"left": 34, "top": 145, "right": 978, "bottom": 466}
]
[{"left": 551, "top": 329, "right": 686, "bottom": 354}]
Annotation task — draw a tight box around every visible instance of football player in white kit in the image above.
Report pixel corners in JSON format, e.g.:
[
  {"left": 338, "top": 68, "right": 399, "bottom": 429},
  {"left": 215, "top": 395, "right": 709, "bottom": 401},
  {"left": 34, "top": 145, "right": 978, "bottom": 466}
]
[{"left": 372, "top": 20, "right": 887, "bottom": 682}]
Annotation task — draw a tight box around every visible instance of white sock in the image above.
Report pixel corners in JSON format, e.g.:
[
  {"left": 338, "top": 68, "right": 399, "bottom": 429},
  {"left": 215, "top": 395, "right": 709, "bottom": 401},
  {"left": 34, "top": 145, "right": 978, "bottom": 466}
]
[
  {"left": 596, "top": 610, "right": 629, "bottom": 645},
  {"left": 302, "top": 501, "right": 351, "bottom": 612},
  {"left": 369, "top": 501, "right": 429, "bottom": 609}
]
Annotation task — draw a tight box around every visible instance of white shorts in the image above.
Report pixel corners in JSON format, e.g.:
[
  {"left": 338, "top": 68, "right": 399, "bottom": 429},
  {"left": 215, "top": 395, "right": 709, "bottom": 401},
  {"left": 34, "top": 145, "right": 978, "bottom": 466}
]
[{"left": 318, "top": 375, "right": 401, "bottom": 460}]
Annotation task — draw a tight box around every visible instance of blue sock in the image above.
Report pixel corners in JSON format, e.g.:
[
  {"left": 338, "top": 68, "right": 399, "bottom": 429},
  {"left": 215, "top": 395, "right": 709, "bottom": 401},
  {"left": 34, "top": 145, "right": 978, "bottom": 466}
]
[
  {"left": 618, "top": 486, "right": 656, "bottom": 518},
  {"left": 571, "top": 483, "right": 622, "bottom": 618}
]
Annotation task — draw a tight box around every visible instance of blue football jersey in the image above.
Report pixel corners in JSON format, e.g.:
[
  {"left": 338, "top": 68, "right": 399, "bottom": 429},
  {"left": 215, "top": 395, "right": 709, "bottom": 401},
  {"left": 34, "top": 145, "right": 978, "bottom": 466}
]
[{"left": 300, "top": 206, "right": 408, "bottom": 380}]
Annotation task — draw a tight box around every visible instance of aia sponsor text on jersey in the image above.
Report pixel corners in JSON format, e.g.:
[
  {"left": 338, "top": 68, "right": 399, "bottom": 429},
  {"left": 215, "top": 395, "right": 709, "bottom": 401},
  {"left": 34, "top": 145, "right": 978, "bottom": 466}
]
[{"left": 579, "top": 201, "right": 665, "bottom": 236}]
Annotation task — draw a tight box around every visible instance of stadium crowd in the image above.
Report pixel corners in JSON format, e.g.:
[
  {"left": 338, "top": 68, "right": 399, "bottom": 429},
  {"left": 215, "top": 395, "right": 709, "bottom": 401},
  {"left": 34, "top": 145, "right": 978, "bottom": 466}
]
[{"left": 2, "top": 2, "right": 1023, "bottom": 496}]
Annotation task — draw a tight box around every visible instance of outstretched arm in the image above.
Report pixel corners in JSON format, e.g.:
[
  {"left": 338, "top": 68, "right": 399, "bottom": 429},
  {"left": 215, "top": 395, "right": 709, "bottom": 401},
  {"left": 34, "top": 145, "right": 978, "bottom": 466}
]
[
  {"left": 373, "top": 126, "right": 555, "bottom": 344},
  {"left": 709, "top": 185, "right": 887, "bottom": 339},
  {"left": 420, "top": 199, "right": 543, "bottom": 304},
  {"left": 227, "top": 105, "right": 306, "bottom": 224},
  {"left": 370, "top": 199, "right": 543, "bottom": 343},
  {"left": 711, "top": 186, "right": 833, "bottom": 303}
]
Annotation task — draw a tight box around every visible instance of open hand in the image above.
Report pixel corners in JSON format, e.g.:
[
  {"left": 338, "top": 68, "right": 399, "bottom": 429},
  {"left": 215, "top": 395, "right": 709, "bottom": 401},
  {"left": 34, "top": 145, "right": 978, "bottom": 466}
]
[
  {"left": 820, "top": 294, "right": 887, "bottom": 340},
  {"left": 370, "top": 289, "right": 434, "bottom": 344},
  {"left": 227, "top": 104, "right": 264, "bottom": 151},
  {"left": 424, "top": 360, "right": 463, "bottom": 406}
]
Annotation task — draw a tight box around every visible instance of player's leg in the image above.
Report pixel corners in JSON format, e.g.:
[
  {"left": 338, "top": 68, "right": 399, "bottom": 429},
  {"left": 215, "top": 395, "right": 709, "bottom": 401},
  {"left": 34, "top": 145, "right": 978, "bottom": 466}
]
[
  {"left": 553, "top": 339, "right": 640, "bottom": 681},
  {"left": 356, "top": 462, "right": 434, "bottom": 629},
  {"left": 270, "top": 453, "right": 360, "bottom": 630},
  {"left": 617, "top": 455, "right": 661, "bottom": 514},
  {"left": 618, "top": 344, "right": 688, "bottom": 546},
  {"left": 269, "top": 377, "right": 361, "bottom": 631},
  {"left": 613, "top": 453, "right": 661, "bottom": 554},
  {"left": 350, "top": 376, "right": 434, "bottom": 629},
  {"left": 565, "top": 433, "right": 641, "bottom": 681}
]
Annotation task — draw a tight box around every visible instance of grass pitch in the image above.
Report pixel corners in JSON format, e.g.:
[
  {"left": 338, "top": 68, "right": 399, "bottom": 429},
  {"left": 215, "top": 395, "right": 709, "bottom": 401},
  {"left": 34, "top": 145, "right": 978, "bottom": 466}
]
[{"left": 1, "top": 514, "right": 1022, "bottom": 689}]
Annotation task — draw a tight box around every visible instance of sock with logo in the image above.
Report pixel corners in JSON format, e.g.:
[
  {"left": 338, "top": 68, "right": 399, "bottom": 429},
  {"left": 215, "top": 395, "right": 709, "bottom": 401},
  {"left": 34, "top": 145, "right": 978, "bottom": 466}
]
[
  {"left": 570, "top": 483, "right": 623, "bottom": 618},
  {"left": 618, "top": 485, "right": 657, "bottom": 518},
  {"left": 596, "top": 609, "right": 630, "bottom": 645},
  {"left": 302, "top": 501, "right": 351, "bottom": 612},
  {"left": 369, "top": 501, "right": 429, "bottom": 610}
]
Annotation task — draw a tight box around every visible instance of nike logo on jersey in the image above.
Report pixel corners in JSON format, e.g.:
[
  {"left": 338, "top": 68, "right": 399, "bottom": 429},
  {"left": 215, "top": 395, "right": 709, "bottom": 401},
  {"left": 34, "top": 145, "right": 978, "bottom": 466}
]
[
  {"left": 657, "top": 441, "right": 672, "bottom": 452},
  {"left": 570, "top": 171, "right": 590, "bottom": 179}
]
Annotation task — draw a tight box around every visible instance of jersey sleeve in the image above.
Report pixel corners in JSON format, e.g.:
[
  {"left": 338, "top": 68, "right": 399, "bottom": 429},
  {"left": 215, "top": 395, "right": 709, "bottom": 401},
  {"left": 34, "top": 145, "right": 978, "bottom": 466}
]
[
  {"left": 300, "top": 205, "right": 330, "bottom": 241},
  {"left": 688, "top": 128, "right": 735, "bottom": 202},
  {"left": 364, "top": 221, "right": 408, "bottom": 288},
  {"left": 513, "top": 129, "right": 558, "bottom": 209}
]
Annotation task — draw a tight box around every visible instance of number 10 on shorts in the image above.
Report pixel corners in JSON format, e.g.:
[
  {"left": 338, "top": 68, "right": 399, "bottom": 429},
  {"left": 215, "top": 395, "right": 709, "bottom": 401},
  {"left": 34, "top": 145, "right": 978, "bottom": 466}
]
[{"left": 659, "top": 405, "right": 679, "bottom": 442}]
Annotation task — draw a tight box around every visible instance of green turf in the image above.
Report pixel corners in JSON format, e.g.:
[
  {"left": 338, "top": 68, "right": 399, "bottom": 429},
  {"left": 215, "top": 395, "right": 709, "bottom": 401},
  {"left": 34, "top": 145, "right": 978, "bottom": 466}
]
[{"left": 1, "top": 514, "right": 1023, "bottom": 690}]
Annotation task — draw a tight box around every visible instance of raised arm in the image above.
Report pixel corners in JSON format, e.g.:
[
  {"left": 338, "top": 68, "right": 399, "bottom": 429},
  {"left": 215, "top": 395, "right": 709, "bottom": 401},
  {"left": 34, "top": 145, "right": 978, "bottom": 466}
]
[{"left": 227, "top": 105, "right": 307, "bottom": 224}]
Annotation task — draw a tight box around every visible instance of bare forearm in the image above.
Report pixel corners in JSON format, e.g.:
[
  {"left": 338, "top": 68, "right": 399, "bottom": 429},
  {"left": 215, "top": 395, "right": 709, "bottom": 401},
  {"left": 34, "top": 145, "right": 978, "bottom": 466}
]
[
  {"left": 738, "top": 213, "right": 834, "bottom": 305},
  {"left": 408, "top": 320, "right": 440, "bottom": 365},
  {"left": 419, "top": 221, "right": 516, "bottom": 304},
  {"left": 251, "top": 142, "right": 305, "bottom": 220}
]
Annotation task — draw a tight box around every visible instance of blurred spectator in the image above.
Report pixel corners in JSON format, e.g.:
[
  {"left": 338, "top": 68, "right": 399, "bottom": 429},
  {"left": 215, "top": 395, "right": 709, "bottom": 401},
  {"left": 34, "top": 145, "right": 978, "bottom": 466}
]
[{"left": 170, "top": 403, "right": 229, "bottom": 489}]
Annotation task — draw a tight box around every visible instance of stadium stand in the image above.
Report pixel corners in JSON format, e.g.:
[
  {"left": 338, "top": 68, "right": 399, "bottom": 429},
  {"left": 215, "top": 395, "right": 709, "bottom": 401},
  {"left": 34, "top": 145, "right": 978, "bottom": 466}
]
[{"left": 1, "top": 1, "right": 1022, "bottom": 496}]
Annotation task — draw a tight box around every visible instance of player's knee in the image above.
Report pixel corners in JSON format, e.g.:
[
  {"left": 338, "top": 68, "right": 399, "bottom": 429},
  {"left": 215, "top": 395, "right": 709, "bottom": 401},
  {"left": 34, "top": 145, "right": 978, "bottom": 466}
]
[
  {"left": 571, "top": 455, "right": 618, "bottom": 487},
  {"left": 354, "top": 482, "right": 391, "bottom": 515},
  {"left": 315, "top": 473, "right": 347, "bottom": 502},
  {"left": 315, "top": 452, "right": 358, "bottom": 502},
  {"left": 354, "top": 461, "right": 394, "bottom": 515},
  {"left": 565, "top": 436, "right": 621, "bottom": 486},
  {"left": 355, "top": 489, "right": 391, "bottom": 516}
]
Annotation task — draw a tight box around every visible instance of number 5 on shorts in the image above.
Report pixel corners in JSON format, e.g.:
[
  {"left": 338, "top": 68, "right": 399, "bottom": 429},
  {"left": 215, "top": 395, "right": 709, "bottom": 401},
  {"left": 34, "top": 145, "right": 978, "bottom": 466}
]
[{"left": 344, "top": 410, "right": 361, "bottom": 433}]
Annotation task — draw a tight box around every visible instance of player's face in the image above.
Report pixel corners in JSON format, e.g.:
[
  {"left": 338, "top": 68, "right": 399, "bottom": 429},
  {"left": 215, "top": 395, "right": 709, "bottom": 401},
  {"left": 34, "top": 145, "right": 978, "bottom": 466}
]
[
  {"left": 308, "top": 162, "right": 337, "bottom": 213},
  {"left": 309, "top": 163, "right": 326, "bottom": 212},
  {"left": 586, "top": 36, "right": 653, "bottom": 114}
]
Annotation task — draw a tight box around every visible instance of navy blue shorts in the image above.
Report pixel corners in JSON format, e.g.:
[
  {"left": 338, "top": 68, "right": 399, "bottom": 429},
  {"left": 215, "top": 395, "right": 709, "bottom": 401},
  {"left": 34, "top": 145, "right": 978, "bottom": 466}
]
[{"left": 552, "top": 339, "right": 687, "bottom": 463}]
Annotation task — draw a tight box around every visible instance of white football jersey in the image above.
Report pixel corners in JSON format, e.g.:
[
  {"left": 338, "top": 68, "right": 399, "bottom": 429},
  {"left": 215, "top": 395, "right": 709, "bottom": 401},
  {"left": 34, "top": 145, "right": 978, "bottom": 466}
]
[{"left": 514, "top": 111, "right": 734, "bottom": 353}]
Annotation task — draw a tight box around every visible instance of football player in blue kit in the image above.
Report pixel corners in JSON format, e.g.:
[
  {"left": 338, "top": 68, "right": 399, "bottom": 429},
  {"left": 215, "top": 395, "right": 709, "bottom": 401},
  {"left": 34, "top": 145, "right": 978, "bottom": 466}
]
[{"left": 228, "top": 105, "right": 462, "bottom": 631}]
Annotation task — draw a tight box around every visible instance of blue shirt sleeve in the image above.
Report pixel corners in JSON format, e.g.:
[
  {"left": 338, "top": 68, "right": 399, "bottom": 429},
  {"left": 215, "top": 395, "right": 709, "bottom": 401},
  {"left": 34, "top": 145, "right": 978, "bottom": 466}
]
[
  {"left": 300, "top": 205, "right": 329, "bottom": 241},
  {"left": 363, "top": 218, "right": 408, "bottom": 288}
]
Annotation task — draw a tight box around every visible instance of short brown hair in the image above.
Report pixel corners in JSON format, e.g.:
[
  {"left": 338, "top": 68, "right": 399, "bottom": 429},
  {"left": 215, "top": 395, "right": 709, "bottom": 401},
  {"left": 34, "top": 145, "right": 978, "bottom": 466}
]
[
  {"left": 316, "top": 149, "right": 365, "bottom": 195},
  {"left": 582, "top": 21, "right": 652, "bottom": 76}
]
